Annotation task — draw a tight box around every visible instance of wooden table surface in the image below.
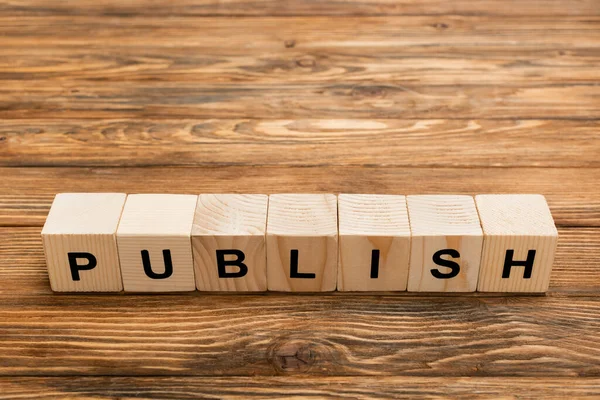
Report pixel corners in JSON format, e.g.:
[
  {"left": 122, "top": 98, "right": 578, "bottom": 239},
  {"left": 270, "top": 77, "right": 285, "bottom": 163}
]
[{"left": 1, "top": 0, "right": 600, "bottom": 398}]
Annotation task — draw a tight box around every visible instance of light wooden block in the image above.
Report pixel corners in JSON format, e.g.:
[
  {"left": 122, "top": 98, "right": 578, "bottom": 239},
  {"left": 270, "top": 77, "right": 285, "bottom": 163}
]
[
  {"left": 116, "top": 194, "right": 198, "bottom": 292},
  {"left": 192, "top": 194, "right": 268, "bottom": 291},
  {"left": 476, "top": 194, "right": 558, "bottom": 293},
  {"left": 266, "top": 194, "right": 338, "bottom": 292},
  {"left": 337, "top": 194, "right": 410, "bottom": 291},
  {"left": 41, "top": 193, "right": 126, "bottom": 292},
  {"left": 407, "top": 195, "right": 483, "bottom": 292}
]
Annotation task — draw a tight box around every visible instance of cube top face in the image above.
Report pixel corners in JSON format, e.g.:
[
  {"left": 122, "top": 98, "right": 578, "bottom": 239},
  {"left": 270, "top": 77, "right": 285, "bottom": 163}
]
[
  {"left": 475, "top": 194, "right": 557, "bottom": 236},
  {"left": 407, "top": 195, "right": 482, "bottom": 237},
  {"left": 267, "top": 194, "right": 337, "bottom": 236},
  {"left": 42, "top": 193, "right": 127, "bottom": 235},
  {"left": 192, "top": 194, "right": 268, "bottom": 236},
  {"left": 117, "top": 194, "right": 198, "bottom": 236},
  {"left": 338, "top": 194, "right": 410, "bottom": 237}
]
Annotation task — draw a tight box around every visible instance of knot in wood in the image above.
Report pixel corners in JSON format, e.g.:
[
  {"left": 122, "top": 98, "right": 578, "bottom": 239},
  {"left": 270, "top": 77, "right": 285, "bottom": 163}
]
[
  {"left": 296, "top": 56, "right": 316, "bottom": 68},
  {"left": 269, "top": 339, "right": 315, "bottom": 373}
]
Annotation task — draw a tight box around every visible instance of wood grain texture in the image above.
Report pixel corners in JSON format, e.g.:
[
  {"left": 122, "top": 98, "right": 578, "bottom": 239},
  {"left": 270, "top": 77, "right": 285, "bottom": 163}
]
[
  {"left": 2, "top": 0, "right": 599, "bottom": 16},
  {"left": 192, "top": 194, "right": 268, "bottom": 291},
  {"left": 117, "top": 194, "right": 198, "bottom": 292},
  {"left": 338, "top": 194, "right": 410, "bottom": 292},
  {"left": 2, "top": 81, "right": 598, "bottom": 120},
  {"left": 2, "top": 16, "right": 598, "bottom": 50},
  {"left": 1, "top": 167, "right": 598, "bottom": 228},
  {"left": 41, "top": 193, "right": 126, "bottom": 292},
  {"left": 2, "top": 377, "right": 600, "bottom": 399},
  {"left": 1, "top": 294, "right": 600, "bottom": 376},
  {"left": 0, "top": 16, "right": 599, "bottom": 121},
  {"left": 267, "top": 194, "right": 338, "bottom": 292},
  {"left": 476, "top": 195, "right": 559, "bottom": 293},
  {"left": 3, "top": 120, "right": 600, "bottom": 168},
  {"left": 2, "top": 48, "right": 599, "bottom": 86},
  {"left": 407, "top": 195, "right": 483, "bottom": 292}
]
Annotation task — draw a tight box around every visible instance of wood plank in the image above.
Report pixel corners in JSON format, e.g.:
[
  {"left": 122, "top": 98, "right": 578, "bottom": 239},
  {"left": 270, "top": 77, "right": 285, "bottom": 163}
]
[
  {"left": 1, "top": 290, "right": 600, "bottom": 376},
  {"left": 2, "top": 16, "right": 597, "bottom": 52},
  {"left": 3, "top": 226, "right": 596, "bottom": 296},
  {"left": 2, "top": 48, "right": 599, "bottom": 86},
  {"left": 1, "top": 0, "right": 598, "bottom": 17},
  {"left": 0, "top": 167, "right": 598, "bottom": 227},
  {"left": 2, "top": 119, "right": 600, "bottom": 168},
  {"left": 2, "top": 80, "right": 597, "bottom": 120},
  {"left": 2, "top": 377, "right": 600, "bottom": 398}
]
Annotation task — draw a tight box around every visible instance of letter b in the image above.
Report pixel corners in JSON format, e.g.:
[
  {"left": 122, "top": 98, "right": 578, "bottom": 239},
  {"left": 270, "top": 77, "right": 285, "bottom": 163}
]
[{"left": 216, "top": 249, "right": 248, "bottom": 278}]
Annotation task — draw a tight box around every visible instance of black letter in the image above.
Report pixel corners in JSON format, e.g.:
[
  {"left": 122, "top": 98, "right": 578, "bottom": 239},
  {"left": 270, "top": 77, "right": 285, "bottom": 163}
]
[
  {"left": 141, "top": 249, "right": 173, "bottom": 279},
  {"left": 370, "top": 249, "right": 380, "bottom": 279},
  {"left": 216, "top": 249, "right": 248, "bottom": 278},
  {"left": 502, "top": 249, "right": 536, "bottom": 279},
  {"left": 431, "top": 249, "right": 461, "bottom": 279},
  {"left": 68, "top": 252, "right": 97, "bottom": 281},
  {"left": 289, "top": 249, "right": 316, "bottom": 279}
]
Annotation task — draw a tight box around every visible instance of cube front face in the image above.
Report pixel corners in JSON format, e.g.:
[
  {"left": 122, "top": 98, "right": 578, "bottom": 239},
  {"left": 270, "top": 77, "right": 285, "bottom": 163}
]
[
  {"left": 476, "top": 195, "right": 558, "bottom": 293},
  {"left": 41, "top": 193, "right": 127, "bottom": 292},
  {"left": 408, "top": 234, "right": 483, "bottom": 292},
  {"left": 477, "top": 235, "right": 558, "bottom": 292},
  {"left": 267, "top": 234, "right": 338, "bottom": 292},
  {"left": 116, "top": 194, "right": 198, "bottom": 292},
  {"left": 338, "top": 235, "right": 410, "bottom": 291},
  {"left": 117, "top": 235, "right": 195, "bottom": 292},
  {"left": 407, "top": 195, "right": 483, "bottom": 292},
  {"left": 337, "top": 194, "right": 411, "bottom": 292},
  {"left": 266, "top": 194, "right": 338, "bottom": 292},
  {"left": 43, "top": 234, "right": 123, "bottom": 292},
  {"left": 191, "top": 194, "right": 268, "bottom": 291},
  {"left": 193, "top": 235, "right": 266, "bottom": 291}
]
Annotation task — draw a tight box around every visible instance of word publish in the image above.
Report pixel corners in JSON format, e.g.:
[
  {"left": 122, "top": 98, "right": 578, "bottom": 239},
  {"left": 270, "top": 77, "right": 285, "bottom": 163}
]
[{"left": 42, "top": 193, "right": 558, "bottom": 293}]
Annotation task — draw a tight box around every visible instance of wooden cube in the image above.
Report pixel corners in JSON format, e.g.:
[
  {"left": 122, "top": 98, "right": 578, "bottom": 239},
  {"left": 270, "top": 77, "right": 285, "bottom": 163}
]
[
  {"left": 116, "top": 194, "right": 198, "bottom": 292},
  {"left": 41, "top": 193, "right": 127, "bottom": 292},
  {"left": 338, "top": 194, "right": 410, "bottom": 291},
  {"left": 476, "top": 194, "right": 558, "bottom": 293},
  {"left": 192, "top": 194, "right": 268, "bottom": 291},
  {"left": 407, "top": 195, "right": 483, "bottom": 292},
  {"left": 266, "top": 194, "right": 337, "bottom": 292}
]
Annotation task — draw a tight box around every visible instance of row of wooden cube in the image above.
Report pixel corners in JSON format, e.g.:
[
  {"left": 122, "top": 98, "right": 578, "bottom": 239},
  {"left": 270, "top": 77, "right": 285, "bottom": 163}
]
[{"left": 42, "top": 193, "right": 558, "bottom": 293}]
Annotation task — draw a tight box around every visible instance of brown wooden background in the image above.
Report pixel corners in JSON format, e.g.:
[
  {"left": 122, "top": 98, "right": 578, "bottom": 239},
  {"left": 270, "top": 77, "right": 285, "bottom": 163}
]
[{"left": 1, "top": 0, "right": 600, "bottom": 398}]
